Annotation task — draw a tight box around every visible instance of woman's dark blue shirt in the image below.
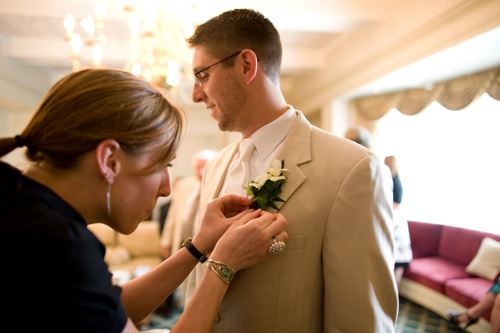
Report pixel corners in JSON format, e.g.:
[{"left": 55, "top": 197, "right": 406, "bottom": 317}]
[{"left": 0, "top": 161, "right": 127, "bottom": 332}]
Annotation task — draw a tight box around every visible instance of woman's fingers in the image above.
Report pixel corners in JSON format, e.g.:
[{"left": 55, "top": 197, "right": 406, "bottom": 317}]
[
  {"left": 270, "top": 230, "right": 289, "bottom": 243},
  {"left": 229, "top": 209, "right": 261, "bottom": 225},
  {"left": 205, "top": 195, "right": 250, "bottom": 218},
  {"left": 265, "top": 224, "right": 288, "bottom": 243},
  {"left": 259, "top": 213, "right": 288, "bottom": 247},
  {"left": 218, "top": 194, "right": 251, "bottom": 211},
  {"left": 250, "top": 212, "right": 287, "bottom": 232},
  {"left": 244, "top": 210, "right": 276, "bottom": 228},
  {"left": 210, "top": 211, "right": 289, "bottom": 270}
]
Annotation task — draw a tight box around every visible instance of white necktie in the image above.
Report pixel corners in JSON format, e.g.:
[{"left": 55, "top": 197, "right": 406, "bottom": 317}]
[
  {"left": 222, "top": 138, "right": 255, "bottom": 196},
  {"left": 239, "top": 138, "right": 254, "bottom": 189}
]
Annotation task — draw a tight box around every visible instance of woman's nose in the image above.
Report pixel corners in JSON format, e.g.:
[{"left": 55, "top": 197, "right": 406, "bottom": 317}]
[{"left": 158, "top": 169, "right": 171, "bottom": 197}]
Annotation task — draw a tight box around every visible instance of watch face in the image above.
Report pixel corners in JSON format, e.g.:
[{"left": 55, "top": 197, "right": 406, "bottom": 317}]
[{"left": 220, "top": 266, "right": 231, "bottom": 279}]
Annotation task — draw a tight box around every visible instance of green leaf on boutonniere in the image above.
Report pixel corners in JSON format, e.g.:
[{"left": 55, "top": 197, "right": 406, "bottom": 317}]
[{"left": 244, "top": 159, "right": 288, "bottom": 210}]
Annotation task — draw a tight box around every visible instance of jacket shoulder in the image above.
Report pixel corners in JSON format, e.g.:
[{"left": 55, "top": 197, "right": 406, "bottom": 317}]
[{"left": 310, "top": 126, "right": 372, "bottom": 160}]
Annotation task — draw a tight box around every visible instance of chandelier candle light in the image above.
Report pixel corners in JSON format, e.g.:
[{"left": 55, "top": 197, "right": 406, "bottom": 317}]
[
  {"left": 63, "top": 3, "right": 106, "bottom": 71},
  {"left": 63, "top": 1, "right": 197, "bottom": 89}
]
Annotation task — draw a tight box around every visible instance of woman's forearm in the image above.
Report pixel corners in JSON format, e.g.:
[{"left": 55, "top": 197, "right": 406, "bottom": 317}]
[
  {"left": 120, "top": 247, "right": 199, "bottom": 323},
  {"left": 170, "top": 268, "right": 229, "bottom": 333}
]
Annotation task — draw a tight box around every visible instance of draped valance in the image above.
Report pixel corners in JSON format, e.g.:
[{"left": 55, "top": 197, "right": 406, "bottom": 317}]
[{"left": 352, "top": 66, "right": 500, "bottom": 121}]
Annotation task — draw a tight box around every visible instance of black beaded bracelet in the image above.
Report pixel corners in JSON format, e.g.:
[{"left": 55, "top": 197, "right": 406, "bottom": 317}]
[{"left": 182, "top": 238, "right": 208, "bottom": 263}]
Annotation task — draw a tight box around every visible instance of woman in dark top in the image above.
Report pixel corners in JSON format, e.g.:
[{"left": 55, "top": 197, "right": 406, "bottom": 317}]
[{"left": 0, "top": 69, "right": 288, "bottom": 333}]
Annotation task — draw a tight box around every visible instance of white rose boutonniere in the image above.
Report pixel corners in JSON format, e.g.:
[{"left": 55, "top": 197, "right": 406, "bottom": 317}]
[{"left": 244, "top": 159, "right": 288, "bottom": 210}]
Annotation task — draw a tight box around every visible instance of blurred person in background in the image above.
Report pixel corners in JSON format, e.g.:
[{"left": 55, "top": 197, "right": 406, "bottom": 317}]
[{"left": 160, "top": 149, "right": 216, "bottom": 307}]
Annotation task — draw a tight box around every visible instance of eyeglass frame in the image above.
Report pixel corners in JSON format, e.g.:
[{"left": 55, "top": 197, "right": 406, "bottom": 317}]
[{"left": 193, "top": 50, "right": 242, "bottom": 87}]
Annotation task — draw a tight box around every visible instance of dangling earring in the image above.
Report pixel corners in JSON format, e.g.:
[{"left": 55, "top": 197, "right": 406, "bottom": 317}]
[{"left": 105, "top": 175, "right": 114, "bottom": 218}]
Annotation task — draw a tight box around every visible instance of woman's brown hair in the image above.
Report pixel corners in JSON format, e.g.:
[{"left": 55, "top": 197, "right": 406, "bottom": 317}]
[{"left": 0, "top": 68, "right": 184, "bottom": 170}]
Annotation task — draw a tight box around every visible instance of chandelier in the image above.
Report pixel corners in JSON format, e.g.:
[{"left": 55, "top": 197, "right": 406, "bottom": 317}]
[{"left": 63, "top": 1, "right": 199, "bottom": 89}]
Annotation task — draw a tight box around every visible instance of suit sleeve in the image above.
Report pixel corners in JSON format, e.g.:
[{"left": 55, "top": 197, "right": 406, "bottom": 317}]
[
  {"left": 323, "top": 154, "right": 398, "bottom": 332},
  {"left": 160, "top": 202, "right": 175, "bottom": 249}
]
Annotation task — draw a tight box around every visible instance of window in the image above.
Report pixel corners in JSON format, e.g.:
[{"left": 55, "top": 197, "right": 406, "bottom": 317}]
[{"left": 373, "top": 94, "right": 500, "bottom": 233}]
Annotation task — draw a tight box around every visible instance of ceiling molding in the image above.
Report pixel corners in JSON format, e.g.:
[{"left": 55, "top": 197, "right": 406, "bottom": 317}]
[{"left": 290, "top": 0, "right": 500, "bottom": 112}]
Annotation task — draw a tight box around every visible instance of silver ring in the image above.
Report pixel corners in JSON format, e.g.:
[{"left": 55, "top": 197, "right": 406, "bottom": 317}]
[{"left": 268, "top": 238, "right": 286, "bottom": 254}]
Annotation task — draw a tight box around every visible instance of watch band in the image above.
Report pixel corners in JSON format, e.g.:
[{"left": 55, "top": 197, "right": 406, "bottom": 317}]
[
  {"left": 182, "top": 238, "right": 208, "bottom": 263},
  {"left": 205, "top": 260, "right": 235, "bottom": 284}
]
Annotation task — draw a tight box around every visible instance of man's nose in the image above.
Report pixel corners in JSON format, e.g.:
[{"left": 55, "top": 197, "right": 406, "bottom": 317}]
[{"left": 192, "top": 83, "right": 205, "bottom": 103}]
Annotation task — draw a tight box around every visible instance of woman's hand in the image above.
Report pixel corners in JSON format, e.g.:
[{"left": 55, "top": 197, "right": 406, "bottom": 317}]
[
  {"left": 192, "top": 194, "right": 252, "bottom": 254},
  {"left": 210, "top": 211, "right": 288, "bottom": 272}
]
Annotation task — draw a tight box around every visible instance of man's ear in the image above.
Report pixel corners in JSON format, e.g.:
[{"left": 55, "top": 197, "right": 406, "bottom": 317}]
[
  {"left": 240, "top": 49, "right": 258, "bottom": 84},
  {"left": 95, "top": 139, "right": 121, "bottom": 184}
]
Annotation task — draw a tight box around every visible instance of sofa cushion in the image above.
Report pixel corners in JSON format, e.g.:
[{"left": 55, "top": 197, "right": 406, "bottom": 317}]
[
  {"left": 438, "top": 226, "right": 500, "bottom": 266},
  {"left": 104, "top": 245, "right": 131, "bottom": 266},
  {"left": 466, "top": 237, "right": 500, "bottom": 280},
  {"left": 405, "top": 257, "right": 470, "bottom": 293},
  {"left": 408, "top": 221, "right": 442, "bottom": 258},
  {"left": 445, "top": 278, "right": 493, "bottom": 320}
]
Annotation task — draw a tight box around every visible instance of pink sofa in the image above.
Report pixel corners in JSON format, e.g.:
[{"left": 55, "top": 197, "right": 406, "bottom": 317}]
[{"left": 399, "top": 221, "right": 499, "bottom": 332}]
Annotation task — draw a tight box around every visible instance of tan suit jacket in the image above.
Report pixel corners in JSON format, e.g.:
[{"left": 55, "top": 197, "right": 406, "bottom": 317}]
[{"left": 195, "top": 111, "right": 397, "bottom": 332}]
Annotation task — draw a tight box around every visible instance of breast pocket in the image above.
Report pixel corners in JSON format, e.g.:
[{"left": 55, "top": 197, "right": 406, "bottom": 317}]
[{"left": 285, "top": 234, "right": 308, "bottom": 251}]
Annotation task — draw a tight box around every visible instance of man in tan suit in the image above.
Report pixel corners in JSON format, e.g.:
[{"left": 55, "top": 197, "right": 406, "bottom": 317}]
[{"left": 187, "top": 9, "right": 398, "bottom": 332}]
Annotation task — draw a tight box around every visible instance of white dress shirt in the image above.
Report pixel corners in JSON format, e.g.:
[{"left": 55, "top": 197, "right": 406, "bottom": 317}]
[{"left": 220, "top": 106, "right": 297, "bottom": 196}]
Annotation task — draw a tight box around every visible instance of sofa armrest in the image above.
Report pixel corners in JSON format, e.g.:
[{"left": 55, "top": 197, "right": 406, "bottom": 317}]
[
  {"left": 117, "top": 220, "right": 161, "bottom": 257},
  {"left": 408, "top": 221, "right": 443, "bottom": 258},
  {"left": 88, "top": 223, "right": 117, "bottom": 247}
]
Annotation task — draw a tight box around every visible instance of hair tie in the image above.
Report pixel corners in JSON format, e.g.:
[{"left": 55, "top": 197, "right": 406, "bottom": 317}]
[{"left": 14, "top": 135, "right": 25, "bottom": 148}]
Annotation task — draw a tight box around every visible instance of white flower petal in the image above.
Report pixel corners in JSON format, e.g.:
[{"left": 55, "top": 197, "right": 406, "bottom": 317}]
[
  {"left": 271, "top": 159, "right": 281, "bottom": 170},
  {"left": 258, "top": 177, "right": 269, "bottom": 188},
  {"left": 268, "top": 168, "right": 280, "bottom": 177}
]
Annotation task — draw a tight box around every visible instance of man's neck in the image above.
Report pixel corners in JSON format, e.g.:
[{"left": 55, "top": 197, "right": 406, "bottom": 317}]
[
  {"left": 240, "top": 80, "right": 288, "bottom": 137},
  {"left": 241, "top": 104, "right": 289, "bottom": 138}
]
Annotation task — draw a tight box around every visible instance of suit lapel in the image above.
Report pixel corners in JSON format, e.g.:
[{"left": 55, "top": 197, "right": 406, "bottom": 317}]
[{"left": 273, "top": 111, "right": 312, "bottom": 211}]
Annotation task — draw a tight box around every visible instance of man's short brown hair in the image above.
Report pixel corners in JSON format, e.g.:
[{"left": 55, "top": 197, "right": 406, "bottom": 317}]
[{"left": 187, "top": 9, "right": 282, "bottom": 82}]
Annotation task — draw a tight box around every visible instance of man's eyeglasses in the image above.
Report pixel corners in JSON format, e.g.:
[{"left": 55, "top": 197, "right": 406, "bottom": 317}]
[{"left": 193, "top": 50, "right": 242, "bottom": 87}]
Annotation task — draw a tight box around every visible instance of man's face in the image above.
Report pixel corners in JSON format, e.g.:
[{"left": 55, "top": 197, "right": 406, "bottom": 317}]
[{"left": 191, "top": 46, "right": 248, "bottom": 132}]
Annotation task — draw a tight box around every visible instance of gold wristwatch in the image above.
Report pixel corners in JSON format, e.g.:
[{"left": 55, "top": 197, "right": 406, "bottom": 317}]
[{"left": 205, "top": 260, "right": 235, "bottom": 284}]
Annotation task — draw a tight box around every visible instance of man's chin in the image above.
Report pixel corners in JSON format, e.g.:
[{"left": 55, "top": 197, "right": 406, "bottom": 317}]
[
  {"left": 217, "top": 119, "right": 228, "bottom": 131},
  {"left": 213, "top": 116, "right": 233, "bottom": 132},
  {"left": 218, "top": 123, "right": 227, "bottom": 131}
]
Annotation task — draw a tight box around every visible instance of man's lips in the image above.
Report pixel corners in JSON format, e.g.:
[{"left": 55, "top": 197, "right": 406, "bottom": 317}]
[{"left": 206, "top": 105, "right": 217, "bottom": 118}]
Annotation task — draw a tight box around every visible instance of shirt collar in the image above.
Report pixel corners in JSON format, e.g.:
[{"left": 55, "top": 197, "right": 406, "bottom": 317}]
[{"left": 247, "top": 106, "right": 297, "bottom": 160}]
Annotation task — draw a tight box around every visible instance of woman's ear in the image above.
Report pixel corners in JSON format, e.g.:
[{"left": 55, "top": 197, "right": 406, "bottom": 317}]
[
  {"left": 240, "top": 49, "right": 258, "bottom": 84},
  {"left": 95, "top": 139, "right": 121, "bottom": 184}
]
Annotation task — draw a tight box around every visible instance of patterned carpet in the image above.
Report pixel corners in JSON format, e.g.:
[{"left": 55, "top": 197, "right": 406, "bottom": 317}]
[
  {"left": 397, "top": 297, "right": 465, "bottom": 333},
  {"left": 140, "top": 296, "right": 466, "bottom": 332}
]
